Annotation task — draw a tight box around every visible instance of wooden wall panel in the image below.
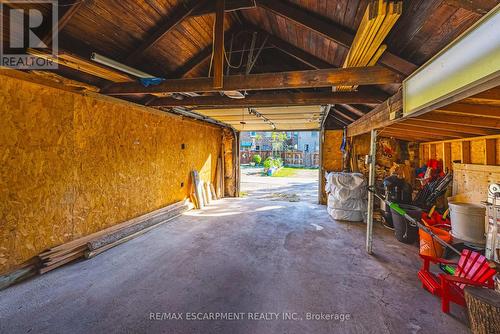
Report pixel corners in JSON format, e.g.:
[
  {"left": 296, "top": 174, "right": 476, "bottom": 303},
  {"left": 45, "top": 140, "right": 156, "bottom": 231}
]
[
  {"left": 322, "top": 130, "right": 344, "bottom": 172},
  {"left": 0, "top": 74, "right": 222, "bottom": 274},
  {"left": 497, "top": 139, "right": 500, "bottom": 165},
  {"left": 470, "top": 140, "right": 485, "bottom": 164},
  {"left": 320, "top": 130, "right": 344, "bottom": 204},
  {"left": 451, "top": 142, "right": 462, "bottom": 163},
  {"left": 452, "top": 163, "right": 500, "bottom": 204},
  {"left": 422, "top": 136, "right": 500, "bottom": 169}
]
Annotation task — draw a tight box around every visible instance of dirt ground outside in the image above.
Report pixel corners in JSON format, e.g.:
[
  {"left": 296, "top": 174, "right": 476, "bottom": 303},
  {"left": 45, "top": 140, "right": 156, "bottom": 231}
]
[{"left": 240, "top": 166, "right": 319, "bottom": 204}]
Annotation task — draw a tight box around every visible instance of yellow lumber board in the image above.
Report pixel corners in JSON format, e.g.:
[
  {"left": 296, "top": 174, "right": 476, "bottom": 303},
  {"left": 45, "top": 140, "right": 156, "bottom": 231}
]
[
  {"left": 344, "top": 5, "right": 374, "bottom": 67},
  {"left": 351, "top": 0, "right": 387, "bottom": 67}
]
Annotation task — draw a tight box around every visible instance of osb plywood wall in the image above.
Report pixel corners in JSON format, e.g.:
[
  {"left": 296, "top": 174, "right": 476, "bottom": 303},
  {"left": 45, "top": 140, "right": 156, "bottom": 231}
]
[
  {"left": 0, "top": 74, "right": 222, "bottom": 274},
  {"left": 451, "top": 163, "right": 500, "bottom": 203},
  {"left": 320, "top": 130, "right": 343, "bottom": 204},
  {"left": 322, "top": 130, "right": 344, "bottom": 172}
]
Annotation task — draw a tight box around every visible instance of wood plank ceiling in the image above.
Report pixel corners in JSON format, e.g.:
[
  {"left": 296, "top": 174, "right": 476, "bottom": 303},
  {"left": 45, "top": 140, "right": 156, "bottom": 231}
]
[{"left": 5, "top": 0, "right": 496, "bottom": 133}]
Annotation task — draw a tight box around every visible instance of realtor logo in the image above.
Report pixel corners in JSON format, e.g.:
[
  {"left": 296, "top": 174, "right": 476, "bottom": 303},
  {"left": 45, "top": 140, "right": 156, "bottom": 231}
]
[{"left": 1, "top": 0, "right": 58, "bottom": 69}]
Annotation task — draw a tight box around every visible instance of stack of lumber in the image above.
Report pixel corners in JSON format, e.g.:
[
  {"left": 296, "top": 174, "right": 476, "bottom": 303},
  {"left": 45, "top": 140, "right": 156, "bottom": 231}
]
[
  {"left": 336, "top": 0, "right": 402, "bottom": 91},
  {"left": 37, "top": 200, "right": 193, "bottom": 274}
]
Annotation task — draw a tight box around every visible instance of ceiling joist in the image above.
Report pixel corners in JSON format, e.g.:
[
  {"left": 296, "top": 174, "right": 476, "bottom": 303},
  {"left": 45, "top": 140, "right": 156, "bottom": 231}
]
[
  {"left": 104, "top": 66, "right": 402, "bottom": 95},
  {"left": 149, "top": 90, "right": 386, "bottom": 107}
]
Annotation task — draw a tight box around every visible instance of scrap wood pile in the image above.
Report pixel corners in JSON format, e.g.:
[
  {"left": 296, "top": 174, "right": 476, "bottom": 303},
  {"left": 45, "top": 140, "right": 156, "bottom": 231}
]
[
  {"left": 38, "top": 200, "right": 193, "bottom": 274},
  {"left": 337, "top": 0, "right": 402, "bottom": 91}
]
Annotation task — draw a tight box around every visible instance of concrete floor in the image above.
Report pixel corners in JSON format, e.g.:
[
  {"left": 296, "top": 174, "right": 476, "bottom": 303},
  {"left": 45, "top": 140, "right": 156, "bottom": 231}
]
[
  {"left": 241, "top": 166, "right": 319, "bottom": 203},
  {"left": 0, "top": 198, "right": 468, "bottom": 334}
]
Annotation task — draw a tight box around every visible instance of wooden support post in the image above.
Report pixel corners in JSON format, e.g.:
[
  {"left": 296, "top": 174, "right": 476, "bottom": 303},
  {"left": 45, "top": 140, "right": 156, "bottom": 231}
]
[
  {"left": 213, "top": 0, "right": 225, "bottom": 89},
  {"left": 461, "top": 141, "right": 471, "bottom": 164},
  {"left": 419, "top": 144, "right": 424, "bottom": 166},
  {"left": 366, "top": 129, "right": 377, "bottom": 254},
  {"left": 318, "top": 127, "right": 325, "bottom": 204},
  {"left": 485, "top": 139, "right": 497, "bottom": 165},
  {"left": 443, "top": 142, "right": 452, "bottom": 172},
  {"left": 430, "top": 144, "right": 436, "bottom": 160}
]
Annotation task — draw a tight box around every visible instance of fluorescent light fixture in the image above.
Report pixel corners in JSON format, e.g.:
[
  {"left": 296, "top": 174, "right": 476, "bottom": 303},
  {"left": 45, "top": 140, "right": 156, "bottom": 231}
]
[{"left": 91, "top": 52, "right": 153, "bottom": 79}]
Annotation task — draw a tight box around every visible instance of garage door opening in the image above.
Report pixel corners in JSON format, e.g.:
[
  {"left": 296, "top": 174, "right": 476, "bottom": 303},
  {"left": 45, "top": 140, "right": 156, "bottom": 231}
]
[{"left": 239, "top": 131, "right": 320, "bottom": 203}]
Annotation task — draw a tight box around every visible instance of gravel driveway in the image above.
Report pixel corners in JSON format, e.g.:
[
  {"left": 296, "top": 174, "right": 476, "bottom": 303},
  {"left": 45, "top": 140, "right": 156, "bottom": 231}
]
[{"left": 240, "top": 166, "right": 319, "bottom": 203}]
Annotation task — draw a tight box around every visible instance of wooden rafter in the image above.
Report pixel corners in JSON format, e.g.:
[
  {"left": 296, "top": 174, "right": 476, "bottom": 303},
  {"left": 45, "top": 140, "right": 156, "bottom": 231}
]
[
  {"left": 403, "top": 119, "right": 497, "bottom": 136},
  {"left": 173, "top": 46, "right": 212, "bottom": 78},
  {"left": 191, "top": 0, "right": 256, "bottom": 16},
  {"left": 334, "top": 105, "right": 363, "bottom": 121},
  {"left": 149, "top": 90, "right": 386, "bottom": 107},
  {"left": 444, "top": 0, "right": 498, "bottom": 15},
  {"left": 331, "top": 108, "right": 355, "bottom": 124},
  {"left": 43, "top": 0, "right": 85, "bottom": 45},
  {"left": 436, "top": 103, "right": 500, "bottom": 118},
  {"left": 341, "top": 104, "right": 371, "bottom": 116},
  {"left": 256, "top": 0, "right": 417, "bottom": 76},
  {"left": 171, "top": 29, "right": 238, "bottom": 78},
  {"left": 417, "top": 112, "right": 500, "bottom": 129},
  {"left": 389, "top": 124, "right": 474, "bottom": 138},
  {"left": 263, "top": 32, "right": 333, "bottom": 69},
  {"left": 125, "top": 0, "right": 208, "bottom": 65},
  {"left": 347, "top": 91, "right": 402, "bottom": 137},
  {"left": 104, "top": 66, "right": 403, "bottom": 95}
]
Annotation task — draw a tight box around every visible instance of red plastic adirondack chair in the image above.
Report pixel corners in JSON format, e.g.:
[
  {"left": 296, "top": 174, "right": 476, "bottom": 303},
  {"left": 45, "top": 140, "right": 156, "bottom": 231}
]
[{"left": 418, "top": 249, "right": 496, "bottom": 313}]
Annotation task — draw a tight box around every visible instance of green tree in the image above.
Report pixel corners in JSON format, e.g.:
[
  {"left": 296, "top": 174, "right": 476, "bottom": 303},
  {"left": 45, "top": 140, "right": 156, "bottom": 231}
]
[{"left": 271, "top": 132, "right": 288, "bottom": 156}]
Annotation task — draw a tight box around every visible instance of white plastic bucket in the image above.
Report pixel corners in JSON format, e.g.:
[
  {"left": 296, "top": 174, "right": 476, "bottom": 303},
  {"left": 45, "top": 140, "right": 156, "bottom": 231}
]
[{"left": 449, "top": 202, "right": 486, "bottom": 245}]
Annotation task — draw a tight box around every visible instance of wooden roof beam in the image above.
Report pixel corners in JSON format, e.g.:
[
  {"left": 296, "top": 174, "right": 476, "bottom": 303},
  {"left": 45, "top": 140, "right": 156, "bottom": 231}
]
[
  {"left": 104, "top": 66, "right": 403, "bottom": 95},
  {"left": 43, "top": 0, "right": 84, "bottom": 45},
  {"left": 149, "top": 89, "right": 387, "bottom": 107},
  {"left": 256, "top": 0, "right": 417, "bottom": 76},
  {"left": 347, "top": 91, "right": 402, "bottom": 137},
  {"left": 125, "top": 0, "right": 208, "bottom": 65}
]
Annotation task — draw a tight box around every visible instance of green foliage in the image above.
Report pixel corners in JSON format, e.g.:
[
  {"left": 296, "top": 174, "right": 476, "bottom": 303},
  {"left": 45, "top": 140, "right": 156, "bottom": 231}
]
[
  {"left": 263, "top": 157, "right": 283, "bottom": 170},
  {"left": 252, "top": 154, "right": 262, "bottom": 164},
  {"left": 271, "top": 132, "right": 288, "bottom": 152},
  {"left": 263, "top": 157, "right": 273, "bottom": 169}
]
